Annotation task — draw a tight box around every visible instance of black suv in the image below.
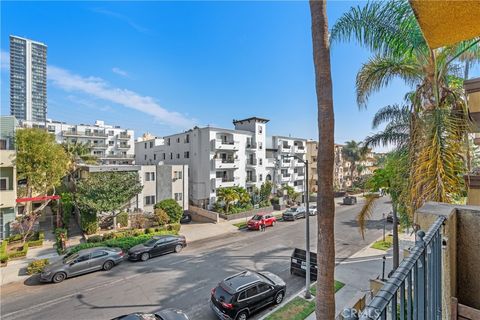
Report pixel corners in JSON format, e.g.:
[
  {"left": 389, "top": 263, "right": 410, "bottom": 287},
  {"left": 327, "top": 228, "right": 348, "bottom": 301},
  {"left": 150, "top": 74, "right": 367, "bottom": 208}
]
[{"left": 210, "top": 270, "right": 286, "bottom": 320}]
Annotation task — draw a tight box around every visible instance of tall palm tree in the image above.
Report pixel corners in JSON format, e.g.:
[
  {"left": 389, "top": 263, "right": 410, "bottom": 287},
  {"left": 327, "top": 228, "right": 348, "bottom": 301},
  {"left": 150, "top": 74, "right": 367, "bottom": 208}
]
[
  {"left": 310, "top": 0, "right": 336, "bottom": 318},
  {"left": 331, "top": 0, "right": 479, "bottom": 218},
  {"left": 342, "top": 140, "right": 364, "bottom": 184}
]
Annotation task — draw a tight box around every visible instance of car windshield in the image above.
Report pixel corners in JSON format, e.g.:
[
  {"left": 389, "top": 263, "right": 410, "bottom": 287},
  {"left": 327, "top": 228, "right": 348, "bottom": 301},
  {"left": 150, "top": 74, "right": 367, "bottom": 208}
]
[
  {"left": 251, "top": 215, "right": 263, "bottom": 220},
  {"left": 64, "top": 253, "right": 79, "bottom": 264},
  {"left": 144, "top": 239, "right": 158, "bottom": 247},
  {"left": 287, "top": 208, "right": 297, "bottom": 213}
]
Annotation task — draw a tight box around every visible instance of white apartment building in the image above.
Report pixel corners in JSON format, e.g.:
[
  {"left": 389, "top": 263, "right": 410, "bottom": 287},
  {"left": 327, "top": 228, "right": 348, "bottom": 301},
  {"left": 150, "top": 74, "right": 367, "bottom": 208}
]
[
  {"left": 80, "top": 164, "right": 188, "bottom": 215},
  {"left": 265, "top": 136, "right": 307, "bottom": 194},
  {"left": 135, "top": 117, "right": 270, "bottom": 209},
  {"left": 21, "top": 119, "right": 135, "bottom": 165}
]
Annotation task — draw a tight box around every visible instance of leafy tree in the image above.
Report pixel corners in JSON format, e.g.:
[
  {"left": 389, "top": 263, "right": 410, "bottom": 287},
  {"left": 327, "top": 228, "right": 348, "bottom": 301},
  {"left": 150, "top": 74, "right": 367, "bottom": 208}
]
[
  {"left": 154, "top": 199, "right": 183, "bottom": 224},
  {"left": 15, "top": 128, "right": 69, "bottom": 243},
  {"left": 281, "top": 185, "right": 300, "bottom": 205},
  {"left": 331, "top": 0, "right": 479, "bottom": 219},
  {"left": 76, "top": 172, "right": 143, "bottom": 229},
  {"left": 62, "top": 141, "right": 98, "bottom": 191},
  {"left": 342, "top": 140, "right": 366, "bottom": 183},
  {"left": 259, "top": 181, "right": 273, "bottom": 202},
  {"left": 154, "top": 208, "right": 170, "bottom": 226},
  {"left": 216, "top": 187, "right": 239, "bottom": 214},
  {"left": 232, "top": 187, "right": 250, "bottom": 206}
]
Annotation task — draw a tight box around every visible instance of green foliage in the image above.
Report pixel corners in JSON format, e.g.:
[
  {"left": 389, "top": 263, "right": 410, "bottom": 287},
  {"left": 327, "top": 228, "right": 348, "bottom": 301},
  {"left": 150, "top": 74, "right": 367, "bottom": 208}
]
[
  {"left": 259, "top": 181, "right": 273, "bottom": 202},
  {"left": 8, "top": 243, "right": 28, "bottom": 259},
  {"left": 16, "top": 128, "right": 69, "bottom": 196},
  {"left": 80, "top": 210, "right": 98, "bottom": 235},
  {"left": 27, "top": 239, "right": 43, "bottom": 247},
  {"left": 154, "top": 208, "right": 170, "bottom": 226},
  {"left": 281, "top": 185, "right": 300, "bottom": 204},
  {"left": 270, "top": 197, "right": 280, "bottom": 205},
  {"left": 145, "top": 228, "right": 155, "bottom": 234},
  {"left": 102, "top": 232, "right": 115, "bottom": 240},
  {"left": 0, "top": 240, "right": 8, "bottom": 263},
  {"left": 60, "top": 192, "right": 74, "bottom": 227},
  {"left": 27, "top": 259, "right": 49, "bottom": 275},
  {"left": 117, "top": 212, "right": 129, "bottom": 227},
  {"left": 154, "top": 199, "right": 183, "bottom": 224},
  {"left": 6, "top": 233, "right": 27, "bottom": 243},
  {"left": 66, "top": 227, "right": 180, "bottom": 255},
  {"left": 76, "top": 171, "right": 143, "bottom": 218},
  {"left": 371, "top": 235, "right": 393, "bottom": 251},
  {"left": 87, "top": 235, "right": 103, "bottom": 243}
]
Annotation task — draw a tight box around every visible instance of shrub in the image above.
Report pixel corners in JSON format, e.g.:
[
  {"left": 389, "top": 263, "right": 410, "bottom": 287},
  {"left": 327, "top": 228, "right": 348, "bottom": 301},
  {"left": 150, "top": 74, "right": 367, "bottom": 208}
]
[
  {"left": 0, "top": 240, "right": 8, "bottom": 263},
  {"left": 145, "top": 228, "right": 155, "bottom": 234},
  {"left": 102, "top": 232, "right": 115, "bottom": 240},
  {"left": 154, "top": 208, "right": 170, "bottom": 226},
  {"left": 28, "top": 240, "right": 43, "bottom": 247},
  {"left": 154, "top": 199, "right": 183, "bottom": 224},
  {"left": 270, "top": 197, "right": 280, "bottom": 205},
  {"left": 133, "top": 229, "right": 144, "bottom": 237},
  {"left": 80, "top": 211, "right": 98, "bottom": 235},
  {"left": 7, "top": 233, "right": 26, "bottom": 243},
  {"left": 117, "top": 212, "right": 129, "bottom": 227},
  {"left": 130, "top": 214, "right": 147, "bottom": 229},
  {"left": 87, "top": 235, "right": 103, "bottom": 243},
  {"left": 37, "top": 231, "right": 45, "bottom": 240},
  {"left": 61, "top": 192, "right": 74, "bottom": 228},
  {"left": 8, "top": 243, "right": 28, "bottom": 259},
  {"left": 27, "top": 259, "right": 49, "bottom": 275}
]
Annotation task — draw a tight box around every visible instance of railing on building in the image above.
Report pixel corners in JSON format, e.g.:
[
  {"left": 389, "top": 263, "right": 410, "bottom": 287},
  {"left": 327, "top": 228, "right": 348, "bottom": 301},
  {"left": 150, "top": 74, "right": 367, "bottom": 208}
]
[{"left": 357, "top": 216, "right": 445, "bottom": 320}]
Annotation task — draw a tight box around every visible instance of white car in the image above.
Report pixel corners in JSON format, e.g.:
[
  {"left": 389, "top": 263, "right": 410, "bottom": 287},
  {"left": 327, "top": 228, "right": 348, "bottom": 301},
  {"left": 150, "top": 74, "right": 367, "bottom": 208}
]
[{"left": 308, "top": 206, "right": 317, "bottom": 216}]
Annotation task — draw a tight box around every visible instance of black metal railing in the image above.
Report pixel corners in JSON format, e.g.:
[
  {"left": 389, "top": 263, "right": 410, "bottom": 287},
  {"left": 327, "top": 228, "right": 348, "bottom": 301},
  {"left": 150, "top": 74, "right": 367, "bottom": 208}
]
[{"left": 356, "top": 216, "right": 445, "bottom": 320}]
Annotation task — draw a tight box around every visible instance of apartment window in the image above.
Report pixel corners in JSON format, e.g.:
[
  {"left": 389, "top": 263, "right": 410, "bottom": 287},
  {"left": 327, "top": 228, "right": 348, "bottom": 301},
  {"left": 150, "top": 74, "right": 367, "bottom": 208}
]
[
  {"left": 0, "top": 139, "right": 6, "bottom": 150},
  {"left": 174, "top": 193, "right": 183, "bottom": 201},
  {"left": 259, "top": 174, "right": 263, "bottom": 182},
  {"left": 167, "top": 138, "right": 171, "bottom": 146},
  {"left": 259, "top": 142, "right": 263, "bottom": 150},
  {"left": 185, "top": 134, "right": 190, "bottom": 143},
  {"left": 177, "top": 137, "right": 180, "bottom": 143},
  {"left": 258, "top": 126, "right": 262, "bottom": 134},
  {"left": 108, "top": 130, "right": 114, "bottom": 136},
  {"left": 47, "top": 125, "right": 55, "bottom": 133},
  {"left": 145, "top": 172, "right": 155, "bottom": 181},
  {"left": 145, "top": 195, "right": 156, "bottom": 205},
  {"left": 150, "top": 141, "right": 153, "bottom": 148},
  {"left": 144, "top": 143, "right": 147, "bottom": 148},
  {"left": 163, "top": 153, "right": 166, "bottom": 160},
  {"left": 109, "top": 141, "right": 114, "bottom": 146},
  {"left": 259, "top": 158, "right": 263, "bottom": 165},
  {"left": 0, "top": 178, "right": 8, "bottom": 190},
  {"left": 174, "top": 171, "right": 183, "bottom": 179},
  {"left": 170, "top": 153, "right": 173, "bottom": 160},
  {"left": 184, "top": 151, "right": 190, "bottom": 159},
  {"left": 154, "top": 154, "right": 157, "bottom": 160},
  {"left": 177, "top": 153, "right": 180, "bottom": 159}
]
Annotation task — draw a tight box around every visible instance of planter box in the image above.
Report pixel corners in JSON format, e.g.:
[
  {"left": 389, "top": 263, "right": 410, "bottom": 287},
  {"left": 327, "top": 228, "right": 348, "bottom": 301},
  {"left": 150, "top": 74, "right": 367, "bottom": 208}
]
[{"left": 219, "top": 206, "right": 274, "bottom": 221}]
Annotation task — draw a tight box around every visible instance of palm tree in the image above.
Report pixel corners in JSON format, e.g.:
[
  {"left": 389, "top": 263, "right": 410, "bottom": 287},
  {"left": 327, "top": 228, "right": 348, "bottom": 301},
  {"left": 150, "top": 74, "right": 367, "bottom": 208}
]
[
  {"left": 62, "top": 141, "right": 98, "bottom": 191},
  {"left": 331, "top": 0, "right": 479, "bottom": 218},
  {"left": 342, "top": 140, "right": 364, "bottom": 184},
  {"left": 310, "top": 0, "right": 336, "bottom": 318},
  {"left": 216, "top": 187, "right": 238, "bottom": 214}
]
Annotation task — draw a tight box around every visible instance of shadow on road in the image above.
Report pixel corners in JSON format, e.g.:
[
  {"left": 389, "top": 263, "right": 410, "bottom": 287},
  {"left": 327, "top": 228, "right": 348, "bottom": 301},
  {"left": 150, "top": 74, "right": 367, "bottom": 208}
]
[
  {"left": 75, "top": 294, "right": 160, "bottom": 309},
  {"left": 23, "top": 274, "right": 45, "bottom": 286}
]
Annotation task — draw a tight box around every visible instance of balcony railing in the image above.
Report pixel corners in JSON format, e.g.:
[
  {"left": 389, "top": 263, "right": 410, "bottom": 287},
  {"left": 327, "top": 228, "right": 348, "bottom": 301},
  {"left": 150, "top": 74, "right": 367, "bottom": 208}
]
[
  {"left": 103, "top": 154, "right": 135, "bottom": 159},
  {"left": 358, "top": 216, "right": 445, "bottom": 320},
  {"left": 247, "top": 159, "right": 257, "bottom": 166},
  {"left": 118, "top": 133, "right": 131, "bottom": 140},
  {"left": 117, "top": 144, "right": 131, "bottom": 149},
  {"left": 246, "top": 176, "right": 257, "bottom": 183},
  {"left": 91, "top": 143, "right": 107, "bottom": 149},
  {"left": 62, "top": 130, "right": 107, "bottom": 138},
  {"left": 246, "top": 143, "right": 257, "bottom": 149}
]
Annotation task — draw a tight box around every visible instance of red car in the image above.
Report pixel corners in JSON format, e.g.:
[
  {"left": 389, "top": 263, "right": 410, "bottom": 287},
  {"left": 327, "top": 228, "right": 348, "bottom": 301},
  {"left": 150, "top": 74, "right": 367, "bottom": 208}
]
[{"left": 247, "top": 213, "right": 276, "bottom": 230}]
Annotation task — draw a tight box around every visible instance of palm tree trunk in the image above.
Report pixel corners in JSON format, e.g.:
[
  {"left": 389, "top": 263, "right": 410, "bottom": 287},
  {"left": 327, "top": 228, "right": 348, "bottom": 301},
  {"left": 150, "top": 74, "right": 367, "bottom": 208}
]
[
  {"left": 392, "top": 204, "right": 399, "bottom": 270},
  {"left": 310, "top": 1, "right": 336, "bottom": 318}
]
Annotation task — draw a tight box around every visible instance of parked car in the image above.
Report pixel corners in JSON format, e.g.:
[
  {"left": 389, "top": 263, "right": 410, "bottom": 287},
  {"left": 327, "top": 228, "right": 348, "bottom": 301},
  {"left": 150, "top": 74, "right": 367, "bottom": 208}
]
[
  {"left": 180, "top": 212, "right": 192, "bottom": 224},
  {"left": 247, "top": 213, "right": 276, "bottom": 230},
  {"left": 343, "top": 196, "right": 357, "bottom": 205},
  {"left": 128, "top": 235, "right": 187, "bottom": 261},
  {"left": 282, "top": 207, "right": 306, "bottom": 221},
  {"left": 111, "top": 309, "right": 189, "bottom": 320},
  {"left": 210, "top": 270, "right": 286, "bottom": 320},
  {"left": 40, "top": 247, "right": 124, "bottom": 283},
  {"left": 308, "top": 206, "right": 317, "bottom": 216},
  {"left": 386, "top": 212, "right": 400, "bottom": 224}
]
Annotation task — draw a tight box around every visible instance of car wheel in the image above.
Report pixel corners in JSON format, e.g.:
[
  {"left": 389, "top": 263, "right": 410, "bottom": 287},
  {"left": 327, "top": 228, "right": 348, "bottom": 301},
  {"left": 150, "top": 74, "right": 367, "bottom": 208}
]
[
  {"left": 52, "top": 272, "right": 66, "bottom": 283},
  {"left": 275, "top": 291, "right": 284, "bottom": 304},
  {"left": 174, "top": 244, "right": 183, "bottom": 253},
  {"left": 236, "top": 310, "right": 248, "bottom": 320},
  {"left": 103, "top": 260, "right": 114, "bottom": 271},
  {"left": 140, "top": 252, "right": 150, "bottom": 261}
]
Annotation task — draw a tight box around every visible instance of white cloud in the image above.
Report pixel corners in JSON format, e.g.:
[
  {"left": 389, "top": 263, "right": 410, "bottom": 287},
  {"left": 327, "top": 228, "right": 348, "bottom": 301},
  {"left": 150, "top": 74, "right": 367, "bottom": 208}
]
[
  {"left": 92, "top": 8, "right": 149, "bottom": 34},
  {"left": 112, "top": 67, "right": 128, "bottom": 77},
  {"left": 1, "top": 50, "right": 9, "bottom": 71},
  {"left": 48, "top": 66, "right": 195, "bottom": 129}
]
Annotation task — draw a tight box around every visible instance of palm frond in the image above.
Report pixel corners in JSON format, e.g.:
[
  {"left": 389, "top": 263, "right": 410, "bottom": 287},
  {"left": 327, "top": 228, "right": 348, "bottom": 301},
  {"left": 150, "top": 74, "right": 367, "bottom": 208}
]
[
  {"left": 357, "top": 194, "right": 379, "bottom": 239},
  {"left": 371, "top": 104, "right": 410, "bottom": 129},
  {"left": 356, "top": 55, "right": 422, "bottom": 107}
]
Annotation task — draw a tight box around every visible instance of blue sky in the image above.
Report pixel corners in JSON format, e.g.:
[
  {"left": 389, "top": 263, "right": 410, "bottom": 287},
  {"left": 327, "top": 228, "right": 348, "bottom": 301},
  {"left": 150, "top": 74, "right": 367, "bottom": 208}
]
[{"left": 1, "top": 1, "right": 478, "bottom": 149}]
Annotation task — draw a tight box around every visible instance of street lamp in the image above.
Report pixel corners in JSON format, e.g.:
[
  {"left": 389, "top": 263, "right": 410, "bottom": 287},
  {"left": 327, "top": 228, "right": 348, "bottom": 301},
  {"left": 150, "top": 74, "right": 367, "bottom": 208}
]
[{"left": 282, "top": 154, "right": 311, "bottom": 299}]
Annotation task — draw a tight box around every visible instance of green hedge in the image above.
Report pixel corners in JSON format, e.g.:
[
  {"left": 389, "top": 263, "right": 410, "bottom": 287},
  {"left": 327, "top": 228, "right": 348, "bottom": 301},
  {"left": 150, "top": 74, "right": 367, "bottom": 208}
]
[
  {"left": 117, "top": 212, "right": 129, "bottom": 227},
  {"left": 8, "top": 243, "right": 28, "bottom": 259},
  {"left": 85, "top": 224, "right": 181, "bottom": 244},
  {"left": 80, "top": 210, "right": 98, "bottom": 235},
  {"left": 27, "top": 259, "right": 49, "bottom": 275},
  {"left": 28, "top": 240, "right": 43, "bottom": 248},
  {"left": 68, "top": 227, "right": 180, "bottom": 255},
  {"left": 0, "top": 240, "right": 8, "bottom": 263}
]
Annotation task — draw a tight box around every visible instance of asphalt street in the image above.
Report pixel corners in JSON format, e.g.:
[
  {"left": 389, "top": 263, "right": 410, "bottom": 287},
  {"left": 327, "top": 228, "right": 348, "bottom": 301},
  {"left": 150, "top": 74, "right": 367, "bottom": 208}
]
[{"left": 0, "top": 197, "right": 392, "bottom": 320}]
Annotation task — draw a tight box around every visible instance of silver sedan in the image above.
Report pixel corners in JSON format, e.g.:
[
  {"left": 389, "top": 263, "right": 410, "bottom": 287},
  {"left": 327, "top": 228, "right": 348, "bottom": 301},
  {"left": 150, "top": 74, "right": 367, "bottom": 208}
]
[{"left": 40, "top": 247, "right": 124, "bottom": 283}]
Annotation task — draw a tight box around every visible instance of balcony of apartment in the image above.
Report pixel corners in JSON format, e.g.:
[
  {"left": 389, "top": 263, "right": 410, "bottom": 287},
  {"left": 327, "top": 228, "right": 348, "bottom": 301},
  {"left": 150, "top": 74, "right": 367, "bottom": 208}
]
[
  {"left": 246, "top": 158, "right": 257, "bottom": 167},
  {"left": 91, "top": 143, "right": 107, "bottom": 149},
  {"left": 102, "top": 154, "right": 135, "bottom": 159},
  {"left": 0, "top": 150, "right": 15, "bottom": 167},
  {"left": 293, "top": 142, "right": 306, "bottom": 154},
  {"left": 280, "top": 143, "right": 292, "bottom": 153},
  {"left": 294, "top": 171, "right": 305, "bottom": 180},
  {"left": 62, "top": 130, "right": 107, "bottom": 138},
  {"left": 246, "top": 142, "right": 257, "bottom": 150},
  {"left": 280, "top": 173, "right": 291, "bottom": 182},
  {"left": 118, "top": 132, "right": 131, "bottom": 140},
  {"left": 212, "top": 176, "right": 239, "bottom": 188},
  {"left": 280, "top": 158, "right": 292, "bottom": 167},
  {"left": 265, "top": 158, "right": 275, "bottom": 168},
  {"left": 116, "top": 143, "right": 131, "bottom": 150},
  {"left": 357, "top": 203, "right": 480, "bottom": 320},
  {"left": 212, "top": 138, "right": 240, "bottom": 151},
  {"left": 246, "top": 175, "right": 257, "bottom": 185},
  {"left": 212, "top": 158, "right": 239, "bottom": 170}
]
